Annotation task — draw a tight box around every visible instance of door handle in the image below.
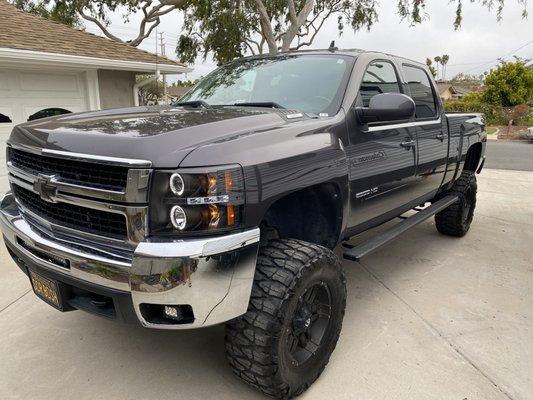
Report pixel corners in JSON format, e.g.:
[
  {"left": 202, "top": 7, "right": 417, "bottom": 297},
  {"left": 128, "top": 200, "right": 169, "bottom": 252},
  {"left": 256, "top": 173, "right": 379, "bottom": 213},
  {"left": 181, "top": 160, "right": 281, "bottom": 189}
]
[
  {"left": 400, "top": 140, "right": 416, "bottom": 149},
  {"left": 436, "top": 133, "right": 446, "bottom": 141}
]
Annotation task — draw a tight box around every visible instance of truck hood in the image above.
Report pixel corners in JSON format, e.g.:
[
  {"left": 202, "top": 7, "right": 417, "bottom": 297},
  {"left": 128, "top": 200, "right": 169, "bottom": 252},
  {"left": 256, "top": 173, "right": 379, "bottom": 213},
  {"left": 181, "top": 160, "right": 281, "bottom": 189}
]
[{"left": 9, "top": 106, "right": 302, "bottom": 168}]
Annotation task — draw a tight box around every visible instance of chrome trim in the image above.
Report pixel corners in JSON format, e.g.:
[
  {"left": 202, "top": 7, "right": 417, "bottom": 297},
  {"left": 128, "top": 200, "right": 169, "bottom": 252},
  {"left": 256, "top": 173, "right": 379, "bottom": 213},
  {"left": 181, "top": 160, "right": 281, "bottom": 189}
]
[
  {"left": 367, "top": 117, "right": 442, "bottom": 132},
  {"left": 135, "top": 228, "right": 260, "bottom": 258},
  {"left": 0, "top": 193, "right": 131, "bottom": 290},
  {"left": 7, "top": 161, "right": 151, "bottom": 204},
  {"left": 7, "top": 143, "right": 151, "bottom": 244},
  {"left": 9, "top": 178, "right": 147, "bottom": 245},
  {"left": 0, "top": 192, "right": 260, "bottom": 329},
  {"left": 7, "top": 142, "right": 152, "bottom": 167}
]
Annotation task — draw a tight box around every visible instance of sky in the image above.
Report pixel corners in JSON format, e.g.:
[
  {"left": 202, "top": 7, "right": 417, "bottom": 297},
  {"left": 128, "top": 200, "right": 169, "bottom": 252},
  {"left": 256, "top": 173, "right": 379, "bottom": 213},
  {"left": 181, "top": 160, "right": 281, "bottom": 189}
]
[{"left": 83, "top": 1, "right": 533, "bottom": 82}]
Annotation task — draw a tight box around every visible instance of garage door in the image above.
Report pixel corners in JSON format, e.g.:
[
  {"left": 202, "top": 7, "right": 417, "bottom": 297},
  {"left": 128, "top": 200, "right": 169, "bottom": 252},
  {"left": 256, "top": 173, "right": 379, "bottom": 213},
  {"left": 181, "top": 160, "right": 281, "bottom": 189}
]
[{"left": 0, "top": 68, "right": 89, "bottom": 166}]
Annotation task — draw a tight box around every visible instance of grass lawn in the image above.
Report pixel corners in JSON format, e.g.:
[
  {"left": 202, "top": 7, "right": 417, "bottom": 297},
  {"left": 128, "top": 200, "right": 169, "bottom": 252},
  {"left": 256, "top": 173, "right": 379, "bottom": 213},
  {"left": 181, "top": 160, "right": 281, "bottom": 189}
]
[{"left": 487, "top": 126, "right": 499, "bottom": 135}]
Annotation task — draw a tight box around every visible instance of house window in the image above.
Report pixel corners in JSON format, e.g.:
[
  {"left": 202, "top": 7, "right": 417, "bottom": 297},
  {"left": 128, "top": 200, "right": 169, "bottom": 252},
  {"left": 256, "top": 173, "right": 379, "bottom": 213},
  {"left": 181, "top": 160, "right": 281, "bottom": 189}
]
[
  {"left": 28, "top": 108, "right": 72, "bottom": 121},
  {"left": 0, "top": 113, "right": 12, "bottom": 123}
]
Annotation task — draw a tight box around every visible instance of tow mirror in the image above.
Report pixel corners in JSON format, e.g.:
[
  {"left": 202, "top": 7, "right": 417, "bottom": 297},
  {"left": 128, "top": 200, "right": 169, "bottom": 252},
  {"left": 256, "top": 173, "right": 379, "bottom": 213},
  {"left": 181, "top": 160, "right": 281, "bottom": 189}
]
[{"left": 356, "top": 93, "right": 415, "bottom": 124}]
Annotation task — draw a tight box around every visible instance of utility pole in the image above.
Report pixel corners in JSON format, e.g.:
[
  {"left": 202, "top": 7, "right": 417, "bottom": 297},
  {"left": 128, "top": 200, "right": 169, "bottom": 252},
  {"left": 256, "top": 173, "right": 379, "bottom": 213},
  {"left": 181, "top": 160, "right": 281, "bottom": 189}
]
[{"left": 159, "top": 32, "right": 167, "bottom": 105}]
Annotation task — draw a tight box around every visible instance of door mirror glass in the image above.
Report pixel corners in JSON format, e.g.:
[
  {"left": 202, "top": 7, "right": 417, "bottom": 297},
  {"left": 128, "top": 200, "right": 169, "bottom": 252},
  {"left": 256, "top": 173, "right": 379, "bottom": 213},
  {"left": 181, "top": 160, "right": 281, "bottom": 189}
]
[{"left": 356, "top": 93, "right": 415, "bottom": 124}]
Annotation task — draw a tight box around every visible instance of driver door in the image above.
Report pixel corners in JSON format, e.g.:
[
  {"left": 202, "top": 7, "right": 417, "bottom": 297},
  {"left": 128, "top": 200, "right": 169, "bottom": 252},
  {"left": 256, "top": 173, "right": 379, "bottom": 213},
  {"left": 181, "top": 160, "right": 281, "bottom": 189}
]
[{"left": 345, "top": 59, "right": 418, "bottom": 230}]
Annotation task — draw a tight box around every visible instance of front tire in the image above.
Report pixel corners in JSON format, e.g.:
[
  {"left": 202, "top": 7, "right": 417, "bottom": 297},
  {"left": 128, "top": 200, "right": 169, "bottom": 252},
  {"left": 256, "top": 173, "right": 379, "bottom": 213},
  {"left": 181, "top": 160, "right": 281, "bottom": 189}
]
[
  {"left": 435, "top": 171, "right": 477, "bottom": 237},
  {"left": 225, "top": 239, "right": 346, "bottom": 399}
]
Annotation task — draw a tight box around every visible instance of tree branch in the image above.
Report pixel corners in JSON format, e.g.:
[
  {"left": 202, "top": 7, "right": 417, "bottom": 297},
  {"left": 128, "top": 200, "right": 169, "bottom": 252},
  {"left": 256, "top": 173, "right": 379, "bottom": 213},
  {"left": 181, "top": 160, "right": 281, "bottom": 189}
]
[{"left": 254, "top": 0, "right": 278, "bottom": 53}]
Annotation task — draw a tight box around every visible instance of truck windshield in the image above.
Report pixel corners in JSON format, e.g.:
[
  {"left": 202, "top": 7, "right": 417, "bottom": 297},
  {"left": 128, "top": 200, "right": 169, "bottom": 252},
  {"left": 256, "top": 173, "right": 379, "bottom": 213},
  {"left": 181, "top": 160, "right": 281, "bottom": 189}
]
[{"left": 178, "top": 55, "right": 353, "bottom": 115}]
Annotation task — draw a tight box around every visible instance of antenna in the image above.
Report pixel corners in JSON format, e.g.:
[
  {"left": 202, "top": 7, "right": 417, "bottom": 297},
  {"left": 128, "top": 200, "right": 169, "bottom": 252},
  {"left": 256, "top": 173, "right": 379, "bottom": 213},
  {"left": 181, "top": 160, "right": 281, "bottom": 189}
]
[{"left": 328, "top": 40, "right": 338, "bottom": 52}]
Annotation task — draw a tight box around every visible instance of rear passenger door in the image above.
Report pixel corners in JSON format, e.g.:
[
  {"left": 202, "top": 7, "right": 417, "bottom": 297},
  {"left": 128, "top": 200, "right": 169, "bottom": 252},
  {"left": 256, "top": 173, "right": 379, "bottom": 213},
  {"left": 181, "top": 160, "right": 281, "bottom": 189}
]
[
  {"left": 345, "top": 59, "right": 418, "bottom": 230},
  {"left": 401, "top": 64, "right": 449, "bottom": 198}
]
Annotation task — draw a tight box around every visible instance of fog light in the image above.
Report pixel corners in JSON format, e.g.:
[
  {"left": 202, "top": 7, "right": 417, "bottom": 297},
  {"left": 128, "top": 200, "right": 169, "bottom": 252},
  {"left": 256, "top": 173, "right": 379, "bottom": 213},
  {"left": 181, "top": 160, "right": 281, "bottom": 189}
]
[
  {"left": 164, "top": 305, "right": 182, "bottom": 320},
  {"left": 170, "top": 205, "right": 187, "bottom": 230},
  {"left": 169, "top": 173, "right": 185, "bottom": 196}
]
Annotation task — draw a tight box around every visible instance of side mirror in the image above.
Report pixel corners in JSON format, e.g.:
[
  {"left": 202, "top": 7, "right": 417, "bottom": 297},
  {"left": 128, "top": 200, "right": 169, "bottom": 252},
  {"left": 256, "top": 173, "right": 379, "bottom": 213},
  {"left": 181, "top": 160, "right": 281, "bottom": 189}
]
[{"left": 356, "top": 93, "right": 415, "bottom": 124}]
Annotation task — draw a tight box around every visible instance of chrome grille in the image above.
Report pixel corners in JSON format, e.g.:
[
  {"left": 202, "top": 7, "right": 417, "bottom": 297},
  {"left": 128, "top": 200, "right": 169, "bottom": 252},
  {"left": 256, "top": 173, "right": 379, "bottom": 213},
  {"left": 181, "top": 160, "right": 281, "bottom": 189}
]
[
  {"left": 13, "top": 185, "right": 128, "bottom": 239},
  {"left": 7, "top": 144, "right": 151, "bottom": 245},
  {"left": 8, "top": 147, "right": 128, "bottom": 191}
]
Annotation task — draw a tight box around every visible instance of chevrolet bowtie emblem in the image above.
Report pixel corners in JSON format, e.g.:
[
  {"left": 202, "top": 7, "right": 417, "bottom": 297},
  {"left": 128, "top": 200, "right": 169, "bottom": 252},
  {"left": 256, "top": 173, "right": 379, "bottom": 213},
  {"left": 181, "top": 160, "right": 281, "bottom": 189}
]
[{"left": 33, "top": 174, "right": 59, "bottom": 203}]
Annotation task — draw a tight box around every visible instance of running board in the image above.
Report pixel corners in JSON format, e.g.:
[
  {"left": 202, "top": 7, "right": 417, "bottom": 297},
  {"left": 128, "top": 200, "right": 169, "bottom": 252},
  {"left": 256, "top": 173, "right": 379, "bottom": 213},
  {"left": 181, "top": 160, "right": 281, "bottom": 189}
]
[{"left": 343, "top": 195, "right": 459, "bottom": 262}]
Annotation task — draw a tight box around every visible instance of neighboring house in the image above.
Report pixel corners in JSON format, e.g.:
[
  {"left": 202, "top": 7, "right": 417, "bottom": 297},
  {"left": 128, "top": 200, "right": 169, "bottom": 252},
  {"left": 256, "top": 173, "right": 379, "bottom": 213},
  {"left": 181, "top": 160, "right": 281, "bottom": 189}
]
[
  {"left": 0, "top": 1, "right": 191, "bottom": 142},
  {"left": 437, "top": 83, "right": 459, "bottom": 101},
  {"left": 436, "top": 82, "right": 475, "bottom": 101},
  {"left": 168, "top": 85, "right": 191, "bottom": 102}
]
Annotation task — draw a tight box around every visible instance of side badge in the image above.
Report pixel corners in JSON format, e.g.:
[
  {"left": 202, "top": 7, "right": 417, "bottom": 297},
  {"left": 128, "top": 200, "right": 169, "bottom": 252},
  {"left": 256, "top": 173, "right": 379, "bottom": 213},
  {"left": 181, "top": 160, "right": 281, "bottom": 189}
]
[{"left": 355, "top": 187, "right": 378, "bottom": 199}]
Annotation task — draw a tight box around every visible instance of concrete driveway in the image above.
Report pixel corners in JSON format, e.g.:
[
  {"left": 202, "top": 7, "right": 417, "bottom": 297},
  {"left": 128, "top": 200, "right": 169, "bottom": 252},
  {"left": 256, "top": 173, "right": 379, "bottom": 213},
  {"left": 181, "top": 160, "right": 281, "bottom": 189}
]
[{"left": 0, "top": 167, "right": 531, "bottom": 400}]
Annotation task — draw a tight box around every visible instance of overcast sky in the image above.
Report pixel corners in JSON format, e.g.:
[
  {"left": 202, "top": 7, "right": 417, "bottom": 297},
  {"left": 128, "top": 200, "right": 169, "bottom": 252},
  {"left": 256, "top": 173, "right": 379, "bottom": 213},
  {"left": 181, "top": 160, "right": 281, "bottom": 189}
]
[{"left": 85, "top": 1, "right": 533, "bottom": 81}]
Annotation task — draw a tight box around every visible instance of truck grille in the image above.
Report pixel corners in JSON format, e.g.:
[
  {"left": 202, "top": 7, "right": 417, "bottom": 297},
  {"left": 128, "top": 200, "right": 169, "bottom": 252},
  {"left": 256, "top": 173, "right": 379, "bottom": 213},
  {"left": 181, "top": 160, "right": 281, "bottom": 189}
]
[
  {"left": 13, "top": 185, "right": 128, "bottom": 239},
  {"left": 8, "top": 148, "right": 128, "bottom": 191}
]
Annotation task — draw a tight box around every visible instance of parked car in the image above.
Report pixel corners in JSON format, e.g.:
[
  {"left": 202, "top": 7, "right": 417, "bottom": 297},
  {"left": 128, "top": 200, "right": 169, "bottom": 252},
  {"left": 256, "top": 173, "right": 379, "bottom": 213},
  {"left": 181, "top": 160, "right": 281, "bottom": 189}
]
[{"left": 0, "top": 49, "right": 486, "bottom": 399}]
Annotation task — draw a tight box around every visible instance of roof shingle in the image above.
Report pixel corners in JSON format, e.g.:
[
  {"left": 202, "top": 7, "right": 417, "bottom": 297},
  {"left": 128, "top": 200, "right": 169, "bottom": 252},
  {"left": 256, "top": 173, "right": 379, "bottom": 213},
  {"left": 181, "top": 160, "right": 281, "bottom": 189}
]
[{"left": 0, "top": 1, "right": 184, "bottom": 66}]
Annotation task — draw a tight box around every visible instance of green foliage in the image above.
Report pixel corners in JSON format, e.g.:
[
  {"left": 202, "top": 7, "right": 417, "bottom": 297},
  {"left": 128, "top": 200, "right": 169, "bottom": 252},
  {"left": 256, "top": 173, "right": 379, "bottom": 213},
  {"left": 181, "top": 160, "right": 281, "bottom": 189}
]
[
  {"left": 178, "top": 0, "right": 380, "bottom": 64},
  {"left": 482, "top": 60, "right": 533, "bottom": 107},
  {"left": 179, "top": 0, "right": 257, "bottom": 64},
  {"left": 445, "top": 61, "right": 533, "bottom": 126},
  {"left": 426, "top": 58, "right": 437, "bottom": 78},
  {"left": 445, "top": 92, "right": 506, "bottom": 125},
  {"left": 11, "top": 0, "right": 80, "bottom": 26}
]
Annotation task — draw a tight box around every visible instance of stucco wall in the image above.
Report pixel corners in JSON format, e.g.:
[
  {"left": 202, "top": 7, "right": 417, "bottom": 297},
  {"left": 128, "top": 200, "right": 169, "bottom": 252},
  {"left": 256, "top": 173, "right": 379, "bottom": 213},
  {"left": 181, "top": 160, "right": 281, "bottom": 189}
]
[{"left": 97, "top": 69, "right": 135, "bottom": 109}]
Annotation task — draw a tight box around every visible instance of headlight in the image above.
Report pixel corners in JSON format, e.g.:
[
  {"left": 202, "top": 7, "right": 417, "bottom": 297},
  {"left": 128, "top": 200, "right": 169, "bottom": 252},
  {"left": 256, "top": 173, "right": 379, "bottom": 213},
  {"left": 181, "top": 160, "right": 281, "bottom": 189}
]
[{"left": 150, "top": 165, "right": 245, "bottom": 235}]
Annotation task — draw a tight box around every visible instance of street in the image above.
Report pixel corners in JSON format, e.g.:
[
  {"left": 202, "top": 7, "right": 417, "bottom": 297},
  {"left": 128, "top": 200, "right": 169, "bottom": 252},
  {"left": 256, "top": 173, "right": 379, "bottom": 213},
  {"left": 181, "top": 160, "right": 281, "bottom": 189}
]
[
  {"left": 485, "top": 140, "right": 533, "bottom": 171},
  {"left": 0, "top": 141, "right": 531, "bottom": 399}
]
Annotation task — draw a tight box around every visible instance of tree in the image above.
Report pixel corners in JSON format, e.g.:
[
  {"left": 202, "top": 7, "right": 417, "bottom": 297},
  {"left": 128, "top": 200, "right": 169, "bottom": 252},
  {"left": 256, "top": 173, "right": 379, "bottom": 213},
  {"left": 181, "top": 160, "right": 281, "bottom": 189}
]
[
  {"left": 12, "top": 0, "right": 190, "bottom": 47},
  {"left": 11, "top": 0, "right": 80, "bottom": 26},
  {"left": 426, "top": 58, "right": 437, "bottom": 78},
  {"left": 441, "top": 54, "right": 449, "bottom": 80},
  {"left": 178, "top": 0, "right": 379, "bottom": 64},
  {"left": 178, "top": 1, "right": 528, "bottom": 64},
  {"left": 136, "top": 75, "right": 165, "bottom": 105},
  {"left": 434, "top": 56, "right": 442, "bottom": 79},
  {"left": 482, "top": 59, "right": 533, "bottom": 107},
  {"left": 12, "top": 0, "right": 529, "bottom": 59}
]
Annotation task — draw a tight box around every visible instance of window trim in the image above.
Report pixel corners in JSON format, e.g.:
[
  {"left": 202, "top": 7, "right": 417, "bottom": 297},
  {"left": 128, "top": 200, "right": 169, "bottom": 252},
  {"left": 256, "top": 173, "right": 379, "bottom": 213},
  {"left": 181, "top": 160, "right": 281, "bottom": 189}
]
[{"left": 401, "top": 63, "right": 440, "bottom": 121}]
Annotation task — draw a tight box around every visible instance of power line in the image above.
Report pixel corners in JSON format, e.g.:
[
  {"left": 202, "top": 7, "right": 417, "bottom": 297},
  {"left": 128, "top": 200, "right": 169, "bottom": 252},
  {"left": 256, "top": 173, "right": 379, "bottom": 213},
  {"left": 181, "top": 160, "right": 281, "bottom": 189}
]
[{"left": 460, "top": 39, "right": 533, "bottom": 73}]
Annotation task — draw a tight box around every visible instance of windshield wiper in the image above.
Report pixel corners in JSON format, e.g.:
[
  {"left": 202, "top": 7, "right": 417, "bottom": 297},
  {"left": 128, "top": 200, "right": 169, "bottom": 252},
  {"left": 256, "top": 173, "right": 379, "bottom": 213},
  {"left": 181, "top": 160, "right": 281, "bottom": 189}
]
[
  {"left": 232, "top": 102, "right": 286, "bottom": 109},
  {"left": 172, "top": 100, "right": 212, "bottom": 109}
]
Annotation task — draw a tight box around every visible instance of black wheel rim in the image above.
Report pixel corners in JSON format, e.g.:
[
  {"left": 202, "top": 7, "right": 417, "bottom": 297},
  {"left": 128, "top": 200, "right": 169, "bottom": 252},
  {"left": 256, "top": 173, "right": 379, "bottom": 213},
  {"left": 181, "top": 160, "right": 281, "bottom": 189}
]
[{"left": 286, "top": 281, "right": 332, "bottom": 366}]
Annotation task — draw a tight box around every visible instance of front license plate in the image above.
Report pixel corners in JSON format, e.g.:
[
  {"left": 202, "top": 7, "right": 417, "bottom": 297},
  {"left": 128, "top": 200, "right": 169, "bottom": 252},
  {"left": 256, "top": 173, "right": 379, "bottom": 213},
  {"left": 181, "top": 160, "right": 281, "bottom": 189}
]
[{"left": 29, "top": 270, "right": 61, "bottom": 309}]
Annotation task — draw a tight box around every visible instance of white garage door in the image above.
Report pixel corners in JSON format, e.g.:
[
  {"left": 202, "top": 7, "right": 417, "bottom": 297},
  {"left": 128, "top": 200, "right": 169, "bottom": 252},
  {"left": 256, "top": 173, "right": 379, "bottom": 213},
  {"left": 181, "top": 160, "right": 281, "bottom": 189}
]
[{"left": 0, "top": 68, "right": 89, "bottom": 165}]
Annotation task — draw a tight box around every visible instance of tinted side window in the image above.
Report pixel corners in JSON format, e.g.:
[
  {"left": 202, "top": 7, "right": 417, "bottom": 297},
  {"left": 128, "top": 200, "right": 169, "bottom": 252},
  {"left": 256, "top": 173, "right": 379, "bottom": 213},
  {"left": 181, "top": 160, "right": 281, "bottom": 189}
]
[
  {"left": 359, "top": 61, "right": 401, "bottom": 107},
  {"left": 402, "top": 65, "right": 437, "bottom": 118}
]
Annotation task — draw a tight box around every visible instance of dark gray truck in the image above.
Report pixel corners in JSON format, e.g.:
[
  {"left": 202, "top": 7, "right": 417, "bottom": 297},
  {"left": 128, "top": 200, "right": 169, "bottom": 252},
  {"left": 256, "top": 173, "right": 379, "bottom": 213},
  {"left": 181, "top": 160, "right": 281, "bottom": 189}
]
[{"left": 0, "top": 49, "right": 486, "bottom": 398}]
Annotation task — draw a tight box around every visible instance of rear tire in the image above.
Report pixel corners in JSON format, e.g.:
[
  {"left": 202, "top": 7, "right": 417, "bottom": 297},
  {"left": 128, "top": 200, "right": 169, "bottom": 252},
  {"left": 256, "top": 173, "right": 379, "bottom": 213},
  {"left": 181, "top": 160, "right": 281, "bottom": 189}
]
[
  {"left": 225, "top": 239, "right": 346, "bottom": 399},
  {"left": 435, "top": 171, "right": 477, "bottom": 237}
]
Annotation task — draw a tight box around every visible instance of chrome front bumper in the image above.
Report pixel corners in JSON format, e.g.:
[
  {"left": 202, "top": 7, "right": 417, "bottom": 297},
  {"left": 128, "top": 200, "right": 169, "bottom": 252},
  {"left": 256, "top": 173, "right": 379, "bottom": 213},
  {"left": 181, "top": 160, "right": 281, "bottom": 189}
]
[{"left": 0, "top": 192, "right": 260, "bottom": 329}]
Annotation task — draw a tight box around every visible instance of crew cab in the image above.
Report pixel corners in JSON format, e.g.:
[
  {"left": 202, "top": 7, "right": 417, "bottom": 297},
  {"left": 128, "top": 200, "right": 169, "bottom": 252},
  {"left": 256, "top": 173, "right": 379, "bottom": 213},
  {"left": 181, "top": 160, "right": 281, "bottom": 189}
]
[{"left": 0, "top": 49, "right": 486, "bottom": 399}]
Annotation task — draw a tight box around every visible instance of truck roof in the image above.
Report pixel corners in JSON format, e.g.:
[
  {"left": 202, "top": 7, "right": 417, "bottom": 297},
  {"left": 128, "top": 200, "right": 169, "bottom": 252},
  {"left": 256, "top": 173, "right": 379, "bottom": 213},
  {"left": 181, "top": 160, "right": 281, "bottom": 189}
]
[{"left": 242, "top": 48, "right": 427, "bottom": 69}]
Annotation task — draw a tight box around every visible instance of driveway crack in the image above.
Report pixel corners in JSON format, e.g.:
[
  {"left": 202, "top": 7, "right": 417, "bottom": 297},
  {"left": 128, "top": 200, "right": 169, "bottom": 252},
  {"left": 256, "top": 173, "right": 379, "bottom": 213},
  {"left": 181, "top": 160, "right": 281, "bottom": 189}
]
[
  {"left": 357, "top": 260, "right": 515, "bottom": 400},
  {"left": 0, "top": 290, "right": 31, "bottom": 314}
]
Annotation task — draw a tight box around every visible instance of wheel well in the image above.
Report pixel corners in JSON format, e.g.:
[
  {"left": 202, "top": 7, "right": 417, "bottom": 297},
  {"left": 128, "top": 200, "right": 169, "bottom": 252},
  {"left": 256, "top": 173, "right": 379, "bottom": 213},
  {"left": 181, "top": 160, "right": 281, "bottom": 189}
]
[
  {"left": 463, "top": 142, "right": 483, "bottom": 172},
  {"left": 261, "top": 182, "right": 343, "bottom": 249}
]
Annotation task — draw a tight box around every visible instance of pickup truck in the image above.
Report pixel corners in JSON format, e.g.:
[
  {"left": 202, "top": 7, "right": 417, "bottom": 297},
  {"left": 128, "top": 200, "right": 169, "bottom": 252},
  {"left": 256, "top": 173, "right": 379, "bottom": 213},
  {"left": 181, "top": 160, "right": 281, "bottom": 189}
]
[{"left": 0, "top": 49, "right": 486, "bottom": 399}]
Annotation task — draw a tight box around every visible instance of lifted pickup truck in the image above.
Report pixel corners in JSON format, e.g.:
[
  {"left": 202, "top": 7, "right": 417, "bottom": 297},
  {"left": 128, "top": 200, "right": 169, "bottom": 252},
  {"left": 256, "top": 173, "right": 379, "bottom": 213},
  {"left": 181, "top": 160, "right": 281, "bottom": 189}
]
[{"left": 0, "top": 49, "right": 485, "bottom": 398}]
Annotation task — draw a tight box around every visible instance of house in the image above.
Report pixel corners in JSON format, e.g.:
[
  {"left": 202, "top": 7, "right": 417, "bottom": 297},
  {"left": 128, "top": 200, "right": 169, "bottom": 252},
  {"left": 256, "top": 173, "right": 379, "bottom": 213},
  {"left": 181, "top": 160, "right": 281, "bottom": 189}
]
[
  {"left": 168, "top": 85, "right": 191, "bottom": 102},
  {"left": 436, "top": 83, "right": 459, "bottom": 101},
  {"left": 0, "top": 1, "right": 191, "bottom": 141}
]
